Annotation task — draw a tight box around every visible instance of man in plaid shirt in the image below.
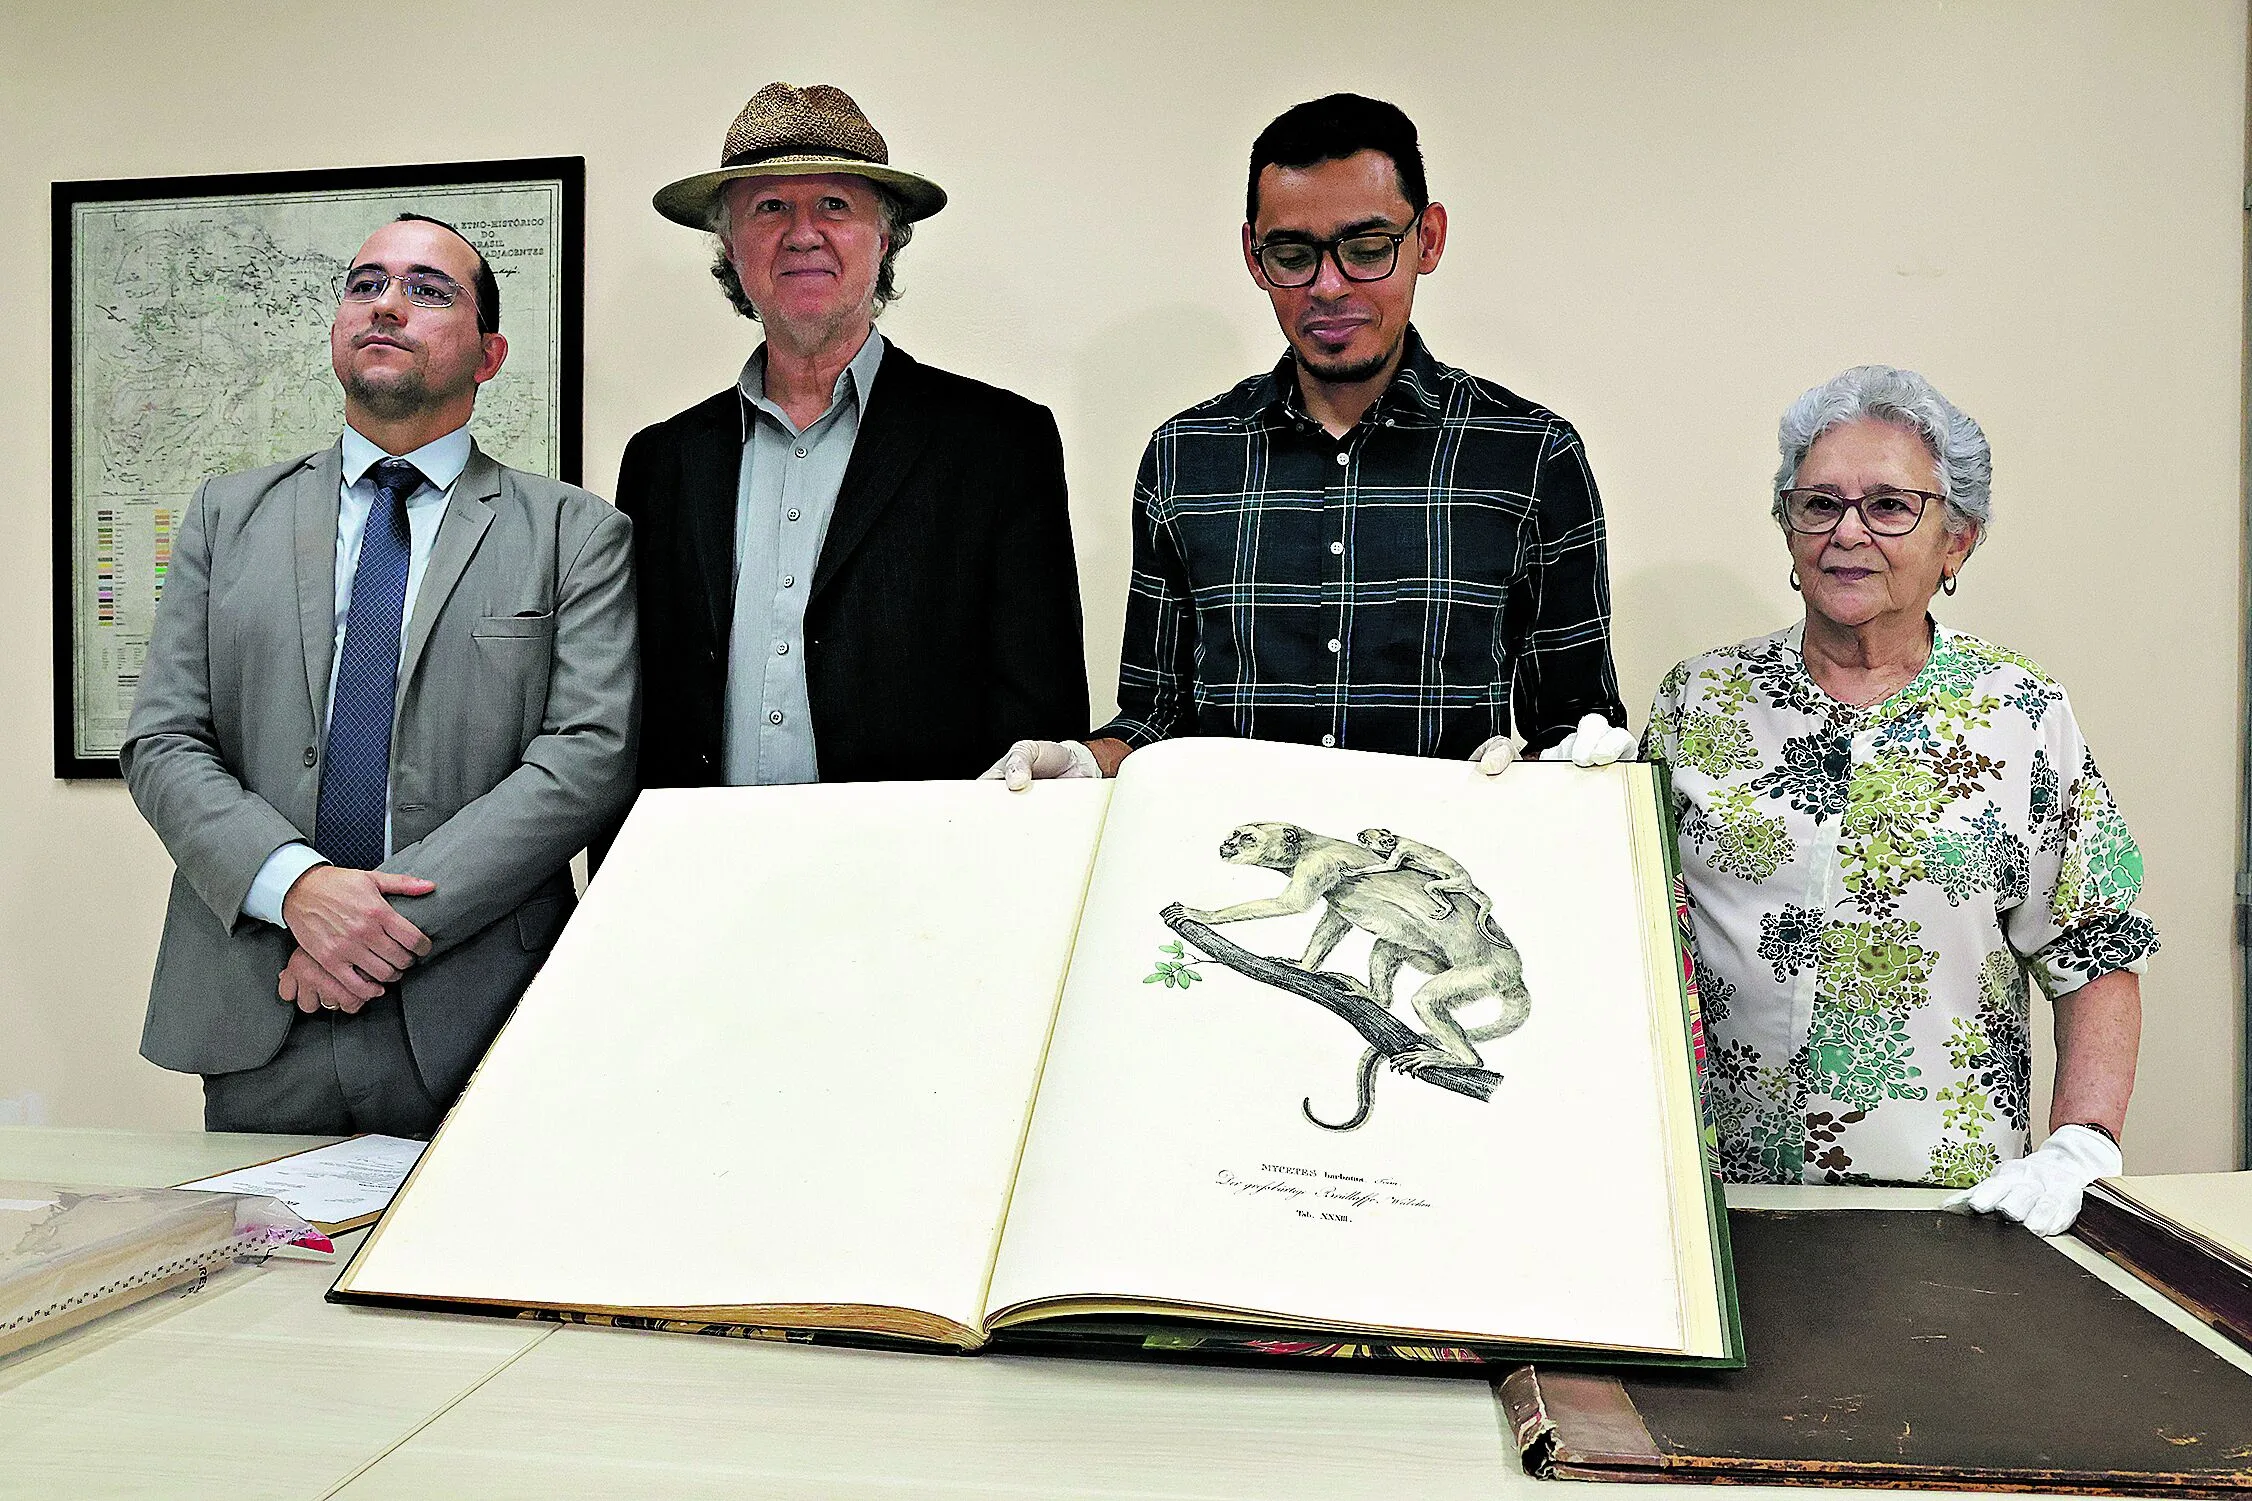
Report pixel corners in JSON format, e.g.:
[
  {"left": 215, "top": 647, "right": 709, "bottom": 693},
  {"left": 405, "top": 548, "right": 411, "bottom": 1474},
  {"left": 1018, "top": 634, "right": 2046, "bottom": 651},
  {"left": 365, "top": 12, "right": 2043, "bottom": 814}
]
[{"left": 993, "top": 93, "right": 1632, "bottom": 787}]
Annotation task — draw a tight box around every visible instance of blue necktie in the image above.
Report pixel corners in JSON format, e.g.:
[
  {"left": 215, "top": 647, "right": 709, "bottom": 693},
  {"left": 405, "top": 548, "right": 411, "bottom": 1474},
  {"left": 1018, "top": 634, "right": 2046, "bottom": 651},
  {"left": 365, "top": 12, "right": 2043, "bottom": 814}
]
[{"left": 314, "top": 459, "right": 422, "bottom": 871}]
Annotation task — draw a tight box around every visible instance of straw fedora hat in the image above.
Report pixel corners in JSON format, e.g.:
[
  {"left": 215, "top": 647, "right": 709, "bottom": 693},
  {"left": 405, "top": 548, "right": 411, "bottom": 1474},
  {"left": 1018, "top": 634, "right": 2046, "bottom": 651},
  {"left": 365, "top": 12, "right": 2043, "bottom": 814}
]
[{"left": 653, "top": 83, "right": 947, "bottom": 228}]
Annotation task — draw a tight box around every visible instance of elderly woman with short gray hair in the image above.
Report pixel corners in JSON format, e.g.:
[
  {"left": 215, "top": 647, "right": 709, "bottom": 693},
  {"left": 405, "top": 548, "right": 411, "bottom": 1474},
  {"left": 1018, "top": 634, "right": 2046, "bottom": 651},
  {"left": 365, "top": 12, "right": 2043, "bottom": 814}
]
[{"left": 1643, "top": 365, "right": 2154, "bottom": 1233}]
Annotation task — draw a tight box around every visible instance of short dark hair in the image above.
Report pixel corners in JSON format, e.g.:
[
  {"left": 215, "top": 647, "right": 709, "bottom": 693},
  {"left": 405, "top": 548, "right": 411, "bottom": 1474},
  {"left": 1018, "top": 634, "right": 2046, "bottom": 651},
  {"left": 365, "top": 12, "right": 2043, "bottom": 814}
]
[
  {"left": 1246, "top": 93, "right": 1429, "bottom": 225},
  {"left": 392, "top": 213, "right": 501, "bottom": 334}
]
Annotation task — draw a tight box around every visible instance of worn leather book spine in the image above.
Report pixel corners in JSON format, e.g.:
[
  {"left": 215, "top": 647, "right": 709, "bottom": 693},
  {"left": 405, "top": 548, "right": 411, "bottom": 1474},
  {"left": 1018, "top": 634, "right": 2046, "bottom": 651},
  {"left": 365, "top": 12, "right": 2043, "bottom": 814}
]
[
  {"left": 1499, "top": 1366, "right": 1667, "bottom": 1481},
  {"left": 2075, "top": 1194, "right": 2252, "bottom": 1357}
]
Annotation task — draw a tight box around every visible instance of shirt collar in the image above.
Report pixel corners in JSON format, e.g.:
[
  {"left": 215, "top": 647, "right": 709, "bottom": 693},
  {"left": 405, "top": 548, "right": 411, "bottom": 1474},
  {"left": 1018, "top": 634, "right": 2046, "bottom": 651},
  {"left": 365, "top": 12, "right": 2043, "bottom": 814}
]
[
  {"left": 1782, "top": 615, "right": 1957, "bottom": 720},
  {"left": 1381, "top": 327, "right": 1447, "bottom": 419},
  {"left": 738, "top": 327, "right": 888, "bottom": 440},
  {"left": 340, "top": 422, "right": 473, "bottom": 493},
  {"left": 1256, "top": 323, "right": 1446, "bottom": 430}
]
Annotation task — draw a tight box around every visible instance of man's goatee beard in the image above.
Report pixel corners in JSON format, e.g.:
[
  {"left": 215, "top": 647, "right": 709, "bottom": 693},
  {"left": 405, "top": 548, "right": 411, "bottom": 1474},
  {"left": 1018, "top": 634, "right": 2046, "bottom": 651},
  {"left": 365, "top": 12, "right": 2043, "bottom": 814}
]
[
  {"left": 1298, "top": 343, "right": 1398, "bottom": 387},
  {"left": 347, "top": 370, "right": 432, "bottom": 420}
]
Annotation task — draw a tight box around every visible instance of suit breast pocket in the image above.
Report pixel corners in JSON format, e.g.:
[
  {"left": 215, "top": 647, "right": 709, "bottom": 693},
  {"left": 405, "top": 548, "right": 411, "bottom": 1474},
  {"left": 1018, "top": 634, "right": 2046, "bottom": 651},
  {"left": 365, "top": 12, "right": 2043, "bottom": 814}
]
[
  {"left": 473, "top": 611, "right": 558, "bottom": 640},
  {"left": 472, "top": 613, "right": 558, "bottom": 748}
]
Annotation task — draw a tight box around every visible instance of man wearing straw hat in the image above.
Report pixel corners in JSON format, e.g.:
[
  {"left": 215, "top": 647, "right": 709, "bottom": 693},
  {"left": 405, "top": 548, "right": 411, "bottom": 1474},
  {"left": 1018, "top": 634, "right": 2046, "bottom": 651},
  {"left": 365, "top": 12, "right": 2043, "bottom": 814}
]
[{"left": 624, "top": 83, "right": 1087, "bottom": 794}]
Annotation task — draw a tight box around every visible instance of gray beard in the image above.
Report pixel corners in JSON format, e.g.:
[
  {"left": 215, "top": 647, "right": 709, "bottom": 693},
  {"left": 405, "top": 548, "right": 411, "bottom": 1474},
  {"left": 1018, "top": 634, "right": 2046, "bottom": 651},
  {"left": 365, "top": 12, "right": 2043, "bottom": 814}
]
[{"left": 761, "top": 302, "right": 870, "bottom": 361}]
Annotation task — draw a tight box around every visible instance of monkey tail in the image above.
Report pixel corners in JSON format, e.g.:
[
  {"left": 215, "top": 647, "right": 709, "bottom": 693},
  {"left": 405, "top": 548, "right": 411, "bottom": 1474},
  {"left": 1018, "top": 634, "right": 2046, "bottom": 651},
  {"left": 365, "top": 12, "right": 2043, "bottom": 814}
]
[{"left": 1303, "top": 1047, "right": 1382, "bottom": 1132}]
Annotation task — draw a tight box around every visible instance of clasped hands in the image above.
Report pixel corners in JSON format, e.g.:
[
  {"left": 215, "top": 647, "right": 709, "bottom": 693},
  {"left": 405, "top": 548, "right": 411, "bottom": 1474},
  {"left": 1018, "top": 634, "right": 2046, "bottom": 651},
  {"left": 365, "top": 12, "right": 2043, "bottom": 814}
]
[
  {"left": 276, "top": 865, "right": 436, "bottom": 1014},
  {"left": 982, "top": 712, "right": 1636, "bottom": 788}
]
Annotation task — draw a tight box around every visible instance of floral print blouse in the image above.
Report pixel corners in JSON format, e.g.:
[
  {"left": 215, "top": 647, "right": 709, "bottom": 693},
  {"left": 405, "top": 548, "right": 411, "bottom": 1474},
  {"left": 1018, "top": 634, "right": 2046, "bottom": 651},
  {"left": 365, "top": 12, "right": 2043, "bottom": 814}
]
[{"left": 1643, "top": 622, "right": 2157, "bottom": 1187}]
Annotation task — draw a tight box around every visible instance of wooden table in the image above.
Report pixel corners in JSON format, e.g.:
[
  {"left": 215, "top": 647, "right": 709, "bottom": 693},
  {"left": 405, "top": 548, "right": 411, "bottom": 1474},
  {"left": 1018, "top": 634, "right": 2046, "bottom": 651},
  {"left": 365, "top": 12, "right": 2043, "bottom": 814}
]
[{"left": 2, "top": 1129, "right": 2245, "bottom": 1500}]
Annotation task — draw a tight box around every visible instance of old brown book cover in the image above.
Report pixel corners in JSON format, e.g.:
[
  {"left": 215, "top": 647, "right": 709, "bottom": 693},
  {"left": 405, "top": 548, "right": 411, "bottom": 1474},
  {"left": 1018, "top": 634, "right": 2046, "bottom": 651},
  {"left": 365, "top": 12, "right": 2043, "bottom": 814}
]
[{"left": 1503, "top": 1208, "right": 2252, "bottom": 1496}]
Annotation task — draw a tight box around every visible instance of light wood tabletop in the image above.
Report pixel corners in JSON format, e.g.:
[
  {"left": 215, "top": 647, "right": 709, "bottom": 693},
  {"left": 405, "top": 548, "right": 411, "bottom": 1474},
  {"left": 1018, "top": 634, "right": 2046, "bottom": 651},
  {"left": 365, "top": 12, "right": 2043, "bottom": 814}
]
[{"left": 1, "top": 1130, "right": 2244, "bottom": 1500}]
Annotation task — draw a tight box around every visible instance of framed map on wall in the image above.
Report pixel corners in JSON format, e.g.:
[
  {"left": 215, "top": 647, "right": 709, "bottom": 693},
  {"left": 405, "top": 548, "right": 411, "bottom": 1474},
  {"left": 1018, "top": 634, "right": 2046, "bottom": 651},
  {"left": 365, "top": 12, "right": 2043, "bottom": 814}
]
[{"left": 50, "top": 157, "right": 584, "bottom": 778}]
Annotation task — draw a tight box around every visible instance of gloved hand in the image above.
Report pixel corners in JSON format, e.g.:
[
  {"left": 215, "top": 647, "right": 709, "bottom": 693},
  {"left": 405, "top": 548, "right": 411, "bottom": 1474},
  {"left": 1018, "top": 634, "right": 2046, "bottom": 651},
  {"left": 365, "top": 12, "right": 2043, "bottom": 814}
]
[
  {"left": 1468, "top": 736, "right": 1519, "bottom": 777},
  {"left": 1940, "top": 1123, "right": 2122, "bottom": 1237},
  {"left": 1538, "top": 713, "right": 1636, "bottom": 768},
  {"left": 980, "top": 739, "right": 1101, "bottom": 792}
]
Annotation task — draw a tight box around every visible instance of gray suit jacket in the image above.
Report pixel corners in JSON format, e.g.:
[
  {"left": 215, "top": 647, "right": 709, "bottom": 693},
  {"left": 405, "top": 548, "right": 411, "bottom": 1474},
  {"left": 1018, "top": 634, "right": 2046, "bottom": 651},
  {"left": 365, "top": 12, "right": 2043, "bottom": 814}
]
[{"left": 122, "top": 441, "right": 638, "bottom": 1101}]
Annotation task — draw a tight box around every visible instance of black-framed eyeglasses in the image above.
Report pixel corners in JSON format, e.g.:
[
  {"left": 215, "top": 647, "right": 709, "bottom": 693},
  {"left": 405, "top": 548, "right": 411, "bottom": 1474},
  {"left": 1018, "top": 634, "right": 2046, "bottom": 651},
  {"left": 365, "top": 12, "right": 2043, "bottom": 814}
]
[
  {"left": 1251, "top": 210, "right": 1424, "bottom": 288},
  {"left": 1780, "top": 486, "right": 1942, "bottom": 537},
  {"left": 337, "top": 267, "right": 474, "bottom": 311}
]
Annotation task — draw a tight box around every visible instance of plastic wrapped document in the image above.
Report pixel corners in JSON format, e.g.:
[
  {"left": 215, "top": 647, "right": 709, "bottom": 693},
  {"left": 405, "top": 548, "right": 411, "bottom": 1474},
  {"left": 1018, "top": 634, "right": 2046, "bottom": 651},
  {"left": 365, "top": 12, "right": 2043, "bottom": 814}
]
[{"left": 0, "top": 1181, "right": 322, "bottom": 1361}]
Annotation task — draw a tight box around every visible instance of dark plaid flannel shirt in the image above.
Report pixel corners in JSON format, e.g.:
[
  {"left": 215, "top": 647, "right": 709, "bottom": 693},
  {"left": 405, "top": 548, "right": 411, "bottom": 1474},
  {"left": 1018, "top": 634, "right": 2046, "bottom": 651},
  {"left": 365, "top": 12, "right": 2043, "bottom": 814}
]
[{"left": 1094, "top": 328, "right": 1627, "bottom": 758}]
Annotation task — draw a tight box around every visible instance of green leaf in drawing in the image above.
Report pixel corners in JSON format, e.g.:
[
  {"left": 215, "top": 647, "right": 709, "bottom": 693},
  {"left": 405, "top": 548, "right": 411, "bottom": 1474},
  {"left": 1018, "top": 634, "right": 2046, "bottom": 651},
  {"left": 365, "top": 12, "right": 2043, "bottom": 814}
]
[{"left": 1144, "top": 942, "right": 1210, "bottom": 992}]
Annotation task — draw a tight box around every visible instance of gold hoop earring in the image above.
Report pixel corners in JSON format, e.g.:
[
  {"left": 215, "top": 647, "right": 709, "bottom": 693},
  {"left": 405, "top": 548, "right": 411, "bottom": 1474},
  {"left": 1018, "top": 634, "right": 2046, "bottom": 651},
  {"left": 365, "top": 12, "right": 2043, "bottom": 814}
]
[
  {"left": 1789, "top": 569, "right": 1801, "bottom": 592},
  {"left": 1941, "top": 572, "right": 1958, "bottom": 596}
]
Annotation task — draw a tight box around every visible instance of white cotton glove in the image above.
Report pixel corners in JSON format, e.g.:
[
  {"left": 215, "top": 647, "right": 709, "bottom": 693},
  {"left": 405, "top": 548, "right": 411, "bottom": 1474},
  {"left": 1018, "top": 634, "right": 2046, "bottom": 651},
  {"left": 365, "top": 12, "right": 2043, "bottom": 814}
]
[
  {"left": 980, "top": 739, "right": 1100, "bottom": 792},
  {"left": 1941, "top": 1123, "right": 2122, "bottom": 1237},
  {"left": 1469, "top": 736, "right": 1519, "bottom": 777},
  {"left": 1539, "top": 713, "right": 1636, "bottom": 768}
]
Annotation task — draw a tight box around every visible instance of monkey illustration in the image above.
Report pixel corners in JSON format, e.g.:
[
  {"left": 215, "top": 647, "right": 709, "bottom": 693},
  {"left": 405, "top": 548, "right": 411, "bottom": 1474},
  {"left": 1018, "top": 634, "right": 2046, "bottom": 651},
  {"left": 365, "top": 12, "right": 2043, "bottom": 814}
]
[
  {"left": 1352, "top": 828, "right": 1506, "bottom": 943},
  {"left": 1179, "top": 822, "right": 1530, "bottom": 1131}
]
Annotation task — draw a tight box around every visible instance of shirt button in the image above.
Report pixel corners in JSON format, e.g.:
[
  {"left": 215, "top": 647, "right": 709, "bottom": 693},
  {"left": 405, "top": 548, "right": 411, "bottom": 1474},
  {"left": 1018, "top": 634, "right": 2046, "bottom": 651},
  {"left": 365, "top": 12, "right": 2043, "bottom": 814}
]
[
  {"left": 302, "top": 746, "right": 317, "bottom": 767},
  {"left": 1329, "top": 541, "right": 1344, "bottom": 555},
  {"left": 786, "top": 507, "right": 801, "bottom": 522},
  {"left": 1327, "top": 638, "right": 1341, "bottom": 653},
  {"left": 768, "top": 710, "right": 784, "bottom": 725},
  {"left": 793, "top": 447, "right": 807, "bottom": 459},
  {"left": 1321, "top": 734, "right": 1336, "bottom": 747},
  {"left": 1334, "top": 451, "right": 1349, "bottom": 467},
  {"left": 782, "top": 574, "right": 795, "bottom": 588},
  {"left": 775, "top": 642, "right": 789, "bottom": 655}
]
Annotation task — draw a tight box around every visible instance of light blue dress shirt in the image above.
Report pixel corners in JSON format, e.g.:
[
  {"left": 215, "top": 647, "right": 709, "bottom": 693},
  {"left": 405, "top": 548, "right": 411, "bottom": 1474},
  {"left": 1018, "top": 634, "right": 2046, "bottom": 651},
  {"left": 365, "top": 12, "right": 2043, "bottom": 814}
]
[
  {"left": 723, "top": 328, "right": 886, "bottom": 786},
  {"left": 240, "top": 424, "right": 472, "bottom": 927}
]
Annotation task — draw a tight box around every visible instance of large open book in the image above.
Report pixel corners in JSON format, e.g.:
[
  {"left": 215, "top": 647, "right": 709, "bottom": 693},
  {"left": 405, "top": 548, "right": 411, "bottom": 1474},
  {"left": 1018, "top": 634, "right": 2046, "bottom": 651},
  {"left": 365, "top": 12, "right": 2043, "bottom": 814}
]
[{"left": 333, "top": 738, "right": 1739, "bottom": 1370}]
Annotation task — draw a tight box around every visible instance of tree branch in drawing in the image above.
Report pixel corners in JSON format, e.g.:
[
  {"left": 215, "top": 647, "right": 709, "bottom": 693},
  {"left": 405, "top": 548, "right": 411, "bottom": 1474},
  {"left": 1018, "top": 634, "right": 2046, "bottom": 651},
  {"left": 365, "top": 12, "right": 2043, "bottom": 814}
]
[{"left": 1162, "top": 905, "right": 1503, "bottom": 1110}]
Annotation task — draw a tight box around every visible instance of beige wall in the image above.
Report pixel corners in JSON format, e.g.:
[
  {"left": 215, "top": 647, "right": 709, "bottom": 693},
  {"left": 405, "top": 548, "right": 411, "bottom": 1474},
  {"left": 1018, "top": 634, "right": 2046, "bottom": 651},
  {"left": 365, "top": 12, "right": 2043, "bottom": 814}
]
[{"left": 0, "top": 1, "right": 2243, "bottom": 1168}]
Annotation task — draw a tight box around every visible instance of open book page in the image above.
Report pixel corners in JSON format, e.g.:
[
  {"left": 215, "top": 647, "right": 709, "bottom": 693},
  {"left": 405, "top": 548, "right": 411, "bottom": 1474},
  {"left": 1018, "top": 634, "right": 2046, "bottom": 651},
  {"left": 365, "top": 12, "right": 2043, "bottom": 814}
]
[
  {"left": 2102, "top": 1173, "right": 2252, "bottom": 1267},
  {"left": 339, "top": 780, "right": 1110, "bottom": 1339},
  {"left": 987, "top": 739, "right": 1717, "bottom": 1353}
]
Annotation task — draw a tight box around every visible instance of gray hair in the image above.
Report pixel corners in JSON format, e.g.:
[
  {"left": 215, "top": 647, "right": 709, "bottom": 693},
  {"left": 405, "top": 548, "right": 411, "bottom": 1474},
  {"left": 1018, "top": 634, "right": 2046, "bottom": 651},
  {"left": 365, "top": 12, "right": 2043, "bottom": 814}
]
[
  {"left": 706, "top": 180, "right": 914, "bottom": 322},
  {"left": 1772, "top": 365, "right": 1992, "bottom": 537}
]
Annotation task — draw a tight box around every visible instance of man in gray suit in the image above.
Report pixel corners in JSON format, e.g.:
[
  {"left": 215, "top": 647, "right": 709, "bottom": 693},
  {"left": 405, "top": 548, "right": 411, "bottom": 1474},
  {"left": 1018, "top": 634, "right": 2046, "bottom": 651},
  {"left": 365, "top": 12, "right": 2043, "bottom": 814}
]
[{"left": 123, "top": 214, "right": 637, "bottom": 1136}]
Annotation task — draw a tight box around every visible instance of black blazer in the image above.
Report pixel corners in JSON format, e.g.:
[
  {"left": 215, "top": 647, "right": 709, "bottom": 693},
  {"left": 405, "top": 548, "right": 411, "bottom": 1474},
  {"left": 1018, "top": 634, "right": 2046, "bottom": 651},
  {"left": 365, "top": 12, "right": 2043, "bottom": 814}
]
[{"left": 616, "top": 342, "right": 1089, "bottom": 788}]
